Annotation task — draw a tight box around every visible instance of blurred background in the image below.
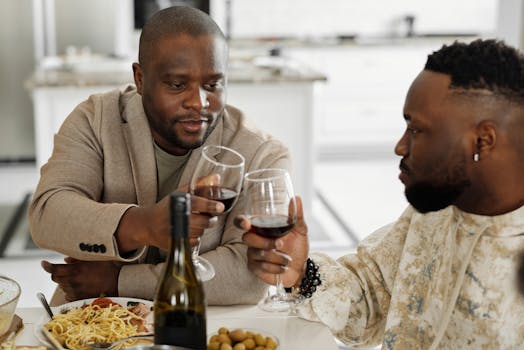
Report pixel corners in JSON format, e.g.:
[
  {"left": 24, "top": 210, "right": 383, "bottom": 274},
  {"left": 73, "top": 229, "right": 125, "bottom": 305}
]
[{"left": 1, "top": 0, "right": 522, "bottom": 308}]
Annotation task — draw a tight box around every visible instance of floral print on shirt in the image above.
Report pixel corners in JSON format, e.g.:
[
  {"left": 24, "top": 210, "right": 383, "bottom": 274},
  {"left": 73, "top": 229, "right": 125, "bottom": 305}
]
[{"left": 295, "top": 205, "right": 524, "bottom": 349}]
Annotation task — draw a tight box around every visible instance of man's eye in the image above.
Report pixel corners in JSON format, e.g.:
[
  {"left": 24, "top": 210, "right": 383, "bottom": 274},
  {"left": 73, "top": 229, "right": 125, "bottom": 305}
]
[
  {"left": 204, "top": 81, "right": 223, "bottom": 90},
  {"left": 169, "top": 82, "right": 185, "bottom": 89},
  {"left": 407, "top": 127, "right": 420, "bottom": 135}
]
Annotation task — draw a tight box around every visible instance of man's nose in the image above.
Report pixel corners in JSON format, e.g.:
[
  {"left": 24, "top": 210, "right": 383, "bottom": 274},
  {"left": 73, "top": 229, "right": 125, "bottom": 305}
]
[
  {"left": 394, "top": 132, "right": 409, "bottom": 156},
  {"left": 184, "top": 86, "right": 209, "bottom": 111}
]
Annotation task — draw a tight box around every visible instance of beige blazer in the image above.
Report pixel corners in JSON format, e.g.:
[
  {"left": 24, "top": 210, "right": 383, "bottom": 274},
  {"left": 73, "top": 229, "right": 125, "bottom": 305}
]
[{"left": 29, "top": 85, "right": 292, "bottom": 305}]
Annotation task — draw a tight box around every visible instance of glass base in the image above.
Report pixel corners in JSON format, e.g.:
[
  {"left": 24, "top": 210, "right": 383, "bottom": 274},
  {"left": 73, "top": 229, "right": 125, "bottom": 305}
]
[
  {"left": 193, "top": 256, "right": 215, "bottom": 281},
  {"left": 257, "top": 292, "right": 302, "bottom": 313}
]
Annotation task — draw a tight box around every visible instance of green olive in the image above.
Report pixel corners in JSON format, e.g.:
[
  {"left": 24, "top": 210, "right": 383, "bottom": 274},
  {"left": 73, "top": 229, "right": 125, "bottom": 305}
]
[
  {"left": 254, "top": 334, "right": 266, "bottom": 346},
  {"left": 229, "top": 329, "right": 247, "bottom": 342},
  {"left": 242, "top": 338, "right": 256, "bottom": 350}
]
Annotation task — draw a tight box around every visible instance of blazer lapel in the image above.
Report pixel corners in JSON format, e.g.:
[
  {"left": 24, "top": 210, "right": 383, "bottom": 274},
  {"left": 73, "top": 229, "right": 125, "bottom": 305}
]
[{"left": 121, "top": 93, "right": 158, "bottom": 205}]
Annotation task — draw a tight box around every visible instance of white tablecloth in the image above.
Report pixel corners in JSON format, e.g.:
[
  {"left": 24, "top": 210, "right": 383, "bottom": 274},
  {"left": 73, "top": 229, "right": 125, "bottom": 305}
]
[{"left": 14, "top": 305, "right": 338, "bottom": 349}]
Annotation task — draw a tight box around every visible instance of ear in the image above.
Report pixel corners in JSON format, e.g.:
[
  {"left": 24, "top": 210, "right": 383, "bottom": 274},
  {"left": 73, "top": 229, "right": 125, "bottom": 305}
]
[
  {"left": 132, "top": 62, "right": 144, "bottom": 95},
  {"left": 475, "top": 120, "right": 497, "bottom": 155}
]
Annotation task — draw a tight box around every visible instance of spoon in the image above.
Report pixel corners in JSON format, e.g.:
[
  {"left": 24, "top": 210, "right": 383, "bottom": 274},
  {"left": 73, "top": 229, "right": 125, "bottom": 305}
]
[
  {"left": 85, "top": 334, "right": 154, "bottom": 350},
  {"left": 37, "top": 292, "right": 55, "bottom": 319}
]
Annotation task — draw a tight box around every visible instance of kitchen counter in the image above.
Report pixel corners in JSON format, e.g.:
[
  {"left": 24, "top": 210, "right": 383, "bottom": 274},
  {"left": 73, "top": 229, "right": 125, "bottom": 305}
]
[
  {"left": 25, "top": 54, "right": 326, "bottom": 89},
  {"left": 26, "top": 34, "right": 473, "bottom": 89}
]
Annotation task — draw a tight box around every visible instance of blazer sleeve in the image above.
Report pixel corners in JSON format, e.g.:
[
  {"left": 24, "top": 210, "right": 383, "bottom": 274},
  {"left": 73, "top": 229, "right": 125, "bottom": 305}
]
[
  {"left": 118, "top": 138, "right": 292, "bottom": 304},
  {"left": 28, "top": 97, "right": 145, "bottom": 261}
]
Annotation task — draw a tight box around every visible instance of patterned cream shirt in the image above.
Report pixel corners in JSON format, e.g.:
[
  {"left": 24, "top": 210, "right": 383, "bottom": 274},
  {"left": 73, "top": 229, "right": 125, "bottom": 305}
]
[{"left": 295, "top": 205, "right": 524, "bottom": 349}]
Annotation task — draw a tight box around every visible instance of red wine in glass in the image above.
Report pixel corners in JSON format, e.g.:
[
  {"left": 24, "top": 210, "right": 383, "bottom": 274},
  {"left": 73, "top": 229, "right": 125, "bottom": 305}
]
[
  {"left": 188, "top": 145, "right": 245, "bottom": 282},
  {"left": 249, "top": 215, "right": 294, "bottom": 238},
  {"left": 244, "top": 168, "right": 298, "bottom": 312},
  {"left": 193, "top": 185, "right": 238, "bottom": 213}
]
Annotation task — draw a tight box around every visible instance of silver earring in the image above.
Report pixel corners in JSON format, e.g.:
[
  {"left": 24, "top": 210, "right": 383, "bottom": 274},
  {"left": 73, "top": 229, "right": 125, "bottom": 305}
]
[{"left": 473, "top": 153, "right": 479, "bottom": 162}]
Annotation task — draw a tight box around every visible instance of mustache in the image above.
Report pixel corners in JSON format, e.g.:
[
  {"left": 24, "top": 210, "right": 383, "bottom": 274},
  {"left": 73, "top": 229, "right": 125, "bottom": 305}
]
[{"left": 399, "top": 159, "right": 410, "bottom": 173}]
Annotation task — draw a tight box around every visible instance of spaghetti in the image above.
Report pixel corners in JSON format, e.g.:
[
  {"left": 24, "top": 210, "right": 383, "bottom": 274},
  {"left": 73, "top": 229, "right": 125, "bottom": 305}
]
[{"left": 43, "top": 298, "right": 151, "bottom": 350}]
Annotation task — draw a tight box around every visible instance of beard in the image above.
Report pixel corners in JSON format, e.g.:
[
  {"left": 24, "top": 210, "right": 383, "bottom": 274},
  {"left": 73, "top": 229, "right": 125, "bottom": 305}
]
[
  {"left": 405, "top": 180, "right": 471, "bottom": 213},
  {"left": 164, "top": 118, "right": 216, "bottom": 149},
  {"left": 403, "top": 155, "right": 471, "bottom": 213},
  {"left": 147, "top": 110, "right": 219, "bottom": 151}
]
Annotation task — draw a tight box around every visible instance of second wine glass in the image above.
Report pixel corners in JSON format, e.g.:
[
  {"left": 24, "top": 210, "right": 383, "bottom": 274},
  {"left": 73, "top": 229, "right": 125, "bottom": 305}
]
[
  {"left": 189, "top": 145, "right": 245, "bottom": 281},
  {"left": 243, "top": 168, "right": 298, "bottom": 312}
]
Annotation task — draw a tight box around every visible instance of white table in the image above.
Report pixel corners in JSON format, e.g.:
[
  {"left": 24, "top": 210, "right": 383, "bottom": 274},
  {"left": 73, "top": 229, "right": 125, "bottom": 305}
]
[{"left": 14, "top": 305, "right": 338, "bottom": 349}]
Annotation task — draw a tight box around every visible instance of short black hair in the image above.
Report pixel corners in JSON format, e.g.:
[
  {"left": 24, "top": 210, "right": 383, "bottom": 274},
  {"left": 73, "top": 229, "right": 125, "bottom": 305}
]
[
  {"left": 138, "top": 6, "right": 226, "bottom": 64},
  {"left": 425, "top": 39, "right": 524, "bottom": 102}
]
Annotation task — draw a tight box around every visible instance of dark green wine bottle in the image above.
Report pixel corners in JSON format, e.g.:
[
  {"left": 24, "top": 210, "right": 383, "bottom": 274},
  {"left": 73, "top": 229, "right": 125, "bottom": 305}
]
[{"left": 154, "top": 192, "right": 206, "bottom": 350}]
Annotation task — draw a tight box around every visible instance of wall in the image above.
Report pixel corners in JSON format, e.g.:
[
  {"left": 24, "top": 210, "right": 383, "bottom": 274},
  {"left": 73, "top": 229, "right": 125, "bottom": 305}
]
[
  {"left": 496, "top": 0, "right": 524, "bottom": 48},
  {"left": 0, "top": 0, "right": 35, "bottom": 160},
  {"left": 212, "top": 0, "right": 497, "bottom": 39},
  {"left": 53, "top": 0, "right": 133, "bottom": 57},
  {"left": 49, "top": 0, "right": 500, "bottom": 58}
]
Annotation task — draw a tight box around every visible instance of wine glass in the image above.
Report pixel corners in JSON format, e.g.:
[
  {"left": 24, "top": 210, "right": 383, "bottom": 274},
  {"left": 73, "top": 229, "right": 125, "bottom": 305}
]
[
  {"left": 189, "top": 145, "right": 245, "bottom": 281},
  {"left": 243, "top": 168, "right": 298, "bottom": 312}
]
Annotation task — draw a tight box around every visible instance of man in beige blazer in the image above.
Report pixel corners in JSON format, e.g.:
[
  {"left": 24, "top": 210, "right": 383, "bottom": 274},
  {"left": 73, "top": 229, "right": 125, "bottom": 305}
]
[{"left": 28, "top": 6, "right": 291, "bottom": 305}]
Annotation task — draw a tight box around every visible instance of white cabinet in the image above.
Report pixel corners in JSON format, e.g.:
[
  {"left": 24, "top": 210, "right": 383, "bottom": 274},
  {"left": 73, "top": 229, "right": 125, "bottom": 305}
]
[
  {"left": 285, "top": 41, "right": 448, "bottom": 152},
  {"left": 31, "top": 86, "right": 117, "bottom": 170},
  {"left": 227, "top": 82, "right": 319, "bottom": 217}
]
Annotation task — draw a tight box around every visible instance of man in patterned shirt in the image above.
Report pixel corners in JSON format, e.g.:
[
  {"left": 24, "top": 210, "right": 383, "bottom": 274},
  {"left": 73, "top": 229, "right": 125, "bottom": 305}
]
[{"left": 239, "top": 39, "right": 524, "bottom": 349}]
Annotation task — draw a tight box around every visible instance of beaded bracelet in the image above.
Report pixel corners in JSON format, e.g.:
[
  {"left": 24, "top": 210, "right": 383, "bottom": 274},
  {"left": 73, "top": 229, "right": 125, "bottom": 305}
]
[{"left": 296, "top": 258, "right": 321, "bottom": 298}]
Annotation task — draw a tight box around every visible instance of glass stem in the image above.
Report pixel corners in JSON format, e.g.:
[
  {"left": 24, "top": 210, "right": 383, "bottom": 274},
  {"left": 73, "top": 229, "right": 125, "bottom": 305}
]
[
  {"left": 191, "top": 238, "right": 202, "bottom": 262},
  {"left": 275, "top": 273, "right": 287, "bottom": 298}
]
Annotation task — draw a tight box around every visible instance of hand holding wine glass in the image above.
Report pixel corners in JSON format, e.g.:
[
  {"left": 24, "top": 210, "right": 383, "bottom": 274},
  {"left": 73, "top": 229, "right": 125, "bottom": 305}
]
[
  {"left": 239, "top": 196, "right": 309, "bottom": 290},
  {"left": 243, "top": 168, "right": 300, "bottom": 312},
  {"left": 189, "top": 145, "right": 245, "bottom": 281}
]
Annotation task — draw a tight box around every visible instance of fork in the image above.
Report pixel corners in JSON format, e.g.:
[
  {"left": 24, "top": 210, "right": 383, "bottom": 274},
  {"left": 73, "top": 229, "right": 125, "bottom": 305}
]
[
  {"left": 85, "top": 334, "right": 154, "bottom": 350},
  {"left": 36, "top": 292, "right": 55, "bottom": 319}
]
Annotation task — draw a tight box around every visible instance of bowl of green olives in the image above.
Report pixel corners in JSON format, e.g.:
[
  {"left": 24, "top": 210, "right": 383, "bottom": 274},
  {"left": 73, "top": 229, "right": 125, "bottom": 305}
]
[{"left": 207, "top": 327, "right": 279, "bottom": 350}]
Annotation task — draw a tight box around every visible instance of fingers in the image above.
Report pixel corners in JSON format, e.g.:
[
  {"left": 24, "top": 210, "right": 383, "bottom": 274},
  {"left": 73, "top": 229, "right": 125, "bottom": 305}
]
[
  {"left": 191, "top": 195, "right": 224, "bottom": 216},
  {"left": 242, "top": 232, "right": 277, "bottom": 250},
  {"left": 41, "top": 260, "right": 53, "bottom": 273},
  {"left": 247, "top": 260, "right": 288, "bottom": 277},
  {"left": 293, "top": 196, "right": 307, "bottom": 235},
  {"left": 190, "top": 212, "right": 218, "bottom": 230},
  {"left": 247, "top": 248, "right": 291, "bottom": 275},
  {"left": 189, "top": 237, "right": 200, "bottom": 247},
  {"left": 188, "top": 213, "right": 217, "bottom": 246},
  {"left": 41, "top": 260, "right": 77, "bottom": 285},
  {"left": 179, "top": 174, "right": 221, "bottom": 192},
  {"left": 234, "top": 215, "right": 251, "bottom": 231},
  {"left": 42, "top": 260, "right": 120, "bottom": 301},
  {"left": 195, "top": 173, "right": 221, "bottom": 187},
  {"left": 42, "top": 260, "right": 74, "bottom": 277}
]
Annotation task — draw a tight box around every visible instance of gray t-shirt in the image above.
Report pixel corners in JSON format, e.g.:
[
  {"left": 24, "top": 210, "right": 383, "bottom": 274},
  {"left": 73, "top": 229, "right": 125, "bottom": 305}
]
[
  {"left": 147, "top": 142, "right": 191, "bottom": 263},
  {"left": 154, "top": 141, "right": 191, "bottom": 199}
]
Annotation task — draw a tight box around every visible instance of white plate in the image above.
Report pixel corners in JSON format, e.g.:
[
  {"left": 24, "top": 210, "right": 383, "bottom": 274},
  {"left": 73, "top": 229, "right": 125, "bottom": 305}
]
[{"left": 34, "top": 297, "right": 153, "bottom": 348}]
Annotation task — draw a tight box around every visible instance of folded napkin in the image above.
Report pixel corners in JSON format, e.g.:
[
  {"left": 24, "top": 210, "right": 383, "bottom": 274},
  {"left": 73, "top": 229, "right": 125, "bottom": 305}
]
[{"left": 0, "top": 315, "right": 24, "bottom": 350}]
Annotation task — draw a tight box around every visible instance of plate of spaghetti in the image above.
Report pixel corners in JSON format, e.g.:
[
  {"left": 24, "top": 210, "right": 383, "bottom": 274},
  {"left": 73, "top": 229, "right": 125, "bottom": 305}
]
[{"left": 35, "top": 297, "right": 153, "bottom": 350}]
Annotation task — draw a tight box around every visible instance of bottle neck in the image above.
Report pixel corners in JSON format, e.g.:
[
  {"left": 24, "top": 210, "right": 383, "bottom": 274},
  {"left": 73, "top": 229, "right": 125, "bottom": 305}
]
[{"left": 168, "top": 234, "right": 191, "bottom": 258}]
